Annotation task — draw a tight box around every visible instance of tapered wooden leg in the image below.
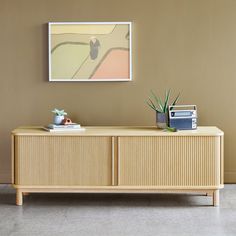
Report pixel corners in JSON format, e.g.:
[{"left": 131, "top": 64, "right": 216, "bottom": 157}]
[
  {"left": 16, "top": 190, "right": 23, "bottom": 206},
  {"left": 213, "top": 190, "right": 219, "bottom": 206}
]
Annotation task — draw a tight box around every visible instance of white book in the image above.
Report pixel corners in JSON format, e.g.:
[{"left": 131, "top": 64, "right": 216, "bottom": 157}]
[
  {"left": 43, "top": 127, "right": 85, "bottom": 132},
  {"left": 47, "top": 123, "right": 81, "bottom": 129}
]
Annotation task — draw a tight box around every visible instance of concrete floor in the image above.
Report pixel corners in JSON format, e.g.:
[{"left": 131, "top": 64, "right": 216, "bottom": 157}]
[{"left": 0, "top": 185, "right": 236, "bottom": 236}]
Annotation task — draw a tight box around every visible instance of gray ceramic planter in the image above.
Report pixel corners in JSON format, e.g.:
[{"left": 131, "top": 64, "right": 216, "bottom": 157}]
[
  {"left": 53, "top": 115, "right": 64, "bottom": 125},
  {"left": 156, "top": 112, "right": 168, "bottom": 129}
]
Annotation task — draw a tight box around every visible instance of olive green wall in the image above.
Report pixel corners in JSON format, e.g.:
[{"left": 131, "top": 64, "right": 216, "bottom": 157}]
[{"left": 0, "top": 0, "right": 236, "bottom": 183}]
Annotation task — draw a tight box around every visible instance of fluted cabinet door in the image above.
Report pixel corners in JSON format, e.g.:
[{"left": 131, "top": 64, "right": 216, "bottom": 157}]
[
  {"left": 118, "top": 136, "right": 221, "bottom": 187},
  {"left": 15, "top": 136, "right": 112, "bottom": 186}
]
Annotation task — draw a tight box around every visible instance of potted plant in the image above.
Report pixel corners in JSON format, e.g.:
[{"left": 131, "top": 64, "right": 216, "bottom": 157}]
[
  {"left": 147, "top": 90, "right": 180, "bottom": 129},
  {"left": 52, "top": 108, "right": 68, "bottom": 125}
]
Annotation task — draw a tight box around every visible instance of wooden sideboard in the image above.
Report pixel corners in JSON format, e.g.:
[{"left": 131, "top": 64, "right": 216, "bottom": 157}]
[{"left": 11, "top": 126, "right": 224, "bottom": 206}]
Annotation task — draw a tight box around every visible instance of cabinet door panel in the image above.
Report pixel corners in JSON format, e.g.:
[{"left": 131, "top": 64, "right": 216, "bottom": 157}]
[
  {"left": 118, "top": 136, "right": 221, "bottom": 186},
  {"left": 15, "top": 136, "right": 112, "bottom": 186}
]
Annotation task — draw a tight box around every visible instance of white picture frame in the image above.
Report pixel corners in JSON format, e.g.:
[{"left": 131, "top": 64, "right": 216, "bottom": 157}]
[{"left": 48, "top": 22, "right": 132, "bottom": 82}]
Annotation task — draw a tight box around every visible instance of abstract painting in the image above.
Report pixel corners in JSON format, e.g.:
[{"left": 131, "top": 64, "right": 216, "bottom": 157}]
[{"left": 48, "top": 22, "right": 132, "bottom": 81}]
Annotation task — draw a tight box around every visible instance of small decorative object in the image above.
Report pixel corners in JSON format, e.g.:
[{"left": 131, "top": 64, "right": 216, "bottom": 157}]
[
  {"left": 48, "top": 22, "right": 132, "bottom": 81},
  {"left": 61, "top": 118, "right": 73, "bottom": 125},
  {"left": 147, "top": 90, "right": 180, "bottom": 129},
  {"left": 52, "top": 108, "right": 68, "bottom": 125}
]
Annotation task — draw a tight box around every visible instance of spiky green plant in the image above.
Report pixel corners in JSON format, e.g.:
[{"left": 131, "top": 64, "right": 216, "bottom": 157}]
[
  {"left": 52, "top": 108, "right": 68, "bottom": 116},
  {"left": 146, "top": 89, "right": 180, "bottom": 113}
]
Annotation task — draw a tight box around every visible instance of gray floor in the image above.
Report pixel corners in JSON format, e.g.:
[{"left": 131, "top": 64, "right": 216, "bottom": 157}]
[{"left": 0, "top": 185, "right": 236, "bottom": 236}]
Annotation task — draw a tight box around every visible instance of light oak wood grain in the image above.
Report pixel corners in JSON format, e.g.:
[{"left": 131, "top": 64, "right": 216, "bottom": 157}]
[
  {"left": 15, "top": 136, "right": 112, "bottom": 186},
  {"left": 11, "top": 135, "right": 15, "bottom": 184},
  {"left": 12, "top": 126, "right": 224, "bottom": 206},
  {"left": 118, "top": 136, "right": 221, "bottom": 186},
  {"left": 220, "top": 136, "right": 224, "bottom": 185},
  {"left": 213, "top": 189, "right": 220, "bottom": 206},
  {"left": 13, "top": 184, "right": 223, "bottom": 190},
  {"left": 12, "top": 126, "right": 224, "bottom": 137},
  {"left": 16, "top": 189, "right": 23, "bottom": 206}
]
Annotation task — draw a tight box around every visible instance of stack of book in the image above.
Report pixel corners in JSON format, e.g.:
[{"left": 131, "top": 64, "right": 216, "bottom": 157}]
[{"left": 43, "top": 123, "right": 85, "bottom": 132}]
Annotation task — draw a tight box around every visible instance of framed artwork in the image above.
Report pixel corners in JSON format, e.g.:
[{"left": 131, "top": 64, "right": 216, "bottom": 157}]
[{"left": 48, "top": 22, "right": 132, "bottom": 82}]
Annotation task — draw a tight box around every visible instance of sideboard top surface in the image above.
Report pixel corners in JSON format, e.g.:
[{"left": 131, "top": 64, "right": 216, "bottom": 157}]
[{"left": 12, "top": 126, "right": 223, "bottom": 136}]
